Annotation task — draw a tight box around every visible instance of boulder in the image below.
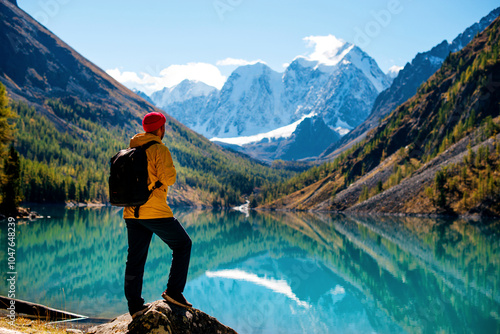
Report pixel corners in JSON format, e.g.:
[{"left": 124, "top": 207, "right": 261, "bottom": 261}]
[{"left": 87, "top": 300, "right": 238, "bottom": 334}]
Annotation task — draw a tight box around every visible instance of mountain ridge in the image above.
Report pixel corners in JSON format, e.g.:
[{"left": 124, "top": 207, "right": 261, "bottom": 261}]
[
  {"left": 323, "top": 6, "right": 500, "bottom": 160},
  {"left": 0, "top": 0, "right": 158, "bottom": 135},
  {"left": 260, "top": 14, "right": 500, "bottom": 216},
  {"left": 151, "top": 79, "right": 217, "bottom": 108},
  {"left": 150, "top": 40, "right": 390, "bottom": 142},
  {"left": 0, "top": 0, "right": 291, "bottom": 207},
  {"left": 217, "top": 115, "right": 341, "bottom": 162}
]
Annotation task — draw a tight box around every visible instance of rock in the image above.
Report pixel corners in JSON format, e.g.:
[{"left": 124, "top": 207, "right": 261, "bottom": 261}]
[
  {"left": 87, "top": 300, "right": 238, "bottom": 334},
  {"left": 66, "top": 330, "right": 84, "bottom": 334}
]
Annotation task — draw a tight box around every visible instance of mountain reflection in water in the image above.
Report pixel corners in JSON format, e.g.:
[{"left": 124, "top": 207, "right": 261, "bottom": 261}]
[{"left": 1, "top": 206, "right": 498, "bottom": 334}]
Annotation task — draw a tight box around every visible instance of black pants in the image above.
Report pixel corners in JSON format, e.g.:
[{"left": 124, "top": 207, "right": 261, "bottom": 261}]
[{"left": 124, "top": 217, "right": 192, "bottom": 311}]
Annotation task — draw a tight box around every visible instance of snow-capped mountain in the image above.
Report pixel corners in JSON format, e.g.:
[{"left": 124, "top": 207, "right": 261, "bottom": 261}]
[
  {"left": 149, "top": 79, "right": 218, "bottom": 130},
  {"left": 283, "top": 50, "right": 389, "bottom": 131},
  {"left": 150, "top": 38, "right": 390, "bottom": 141},
  {"left": 198, "top": 62, "right": 287, "bottom": 138},
  {"left": 150, "top": 79, "right": 217, "bottom": 108},
  {"left": 386, "top": 66, "right": 403, "bottom": 79},
  {"left": 325, "top": 6, "right": 500, "bottom": 159},
  {"left": 283, "top": 42, "right": 392, "bottom": 130}
]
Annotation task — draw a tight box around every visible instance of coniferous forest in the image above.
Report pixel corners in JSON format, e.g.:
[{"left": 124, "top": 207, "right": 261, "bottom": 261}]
[{"left": 0, "top": 84, "right": 293, "bottom": 212}]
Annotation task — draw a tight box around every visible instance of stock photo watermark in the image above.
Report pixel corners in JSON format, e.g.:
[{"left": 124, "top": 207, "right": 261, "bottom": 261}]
[
  {"left": 353, "top": 0, "right": 408, "bottom": 48},
  {"left": 6, "top": 217, "right": 17, "bottom": 325},
  {"left": 213, "top": 0, "right": 244, "bottom": 21},
  {"left": 32, "top": 0, "right": 73, "bottom": 27}
]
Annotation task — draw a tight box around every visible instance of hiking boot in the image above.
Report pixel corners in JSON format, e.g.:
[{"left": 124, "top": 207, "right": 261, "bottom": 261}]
[
  {"left": 130, "top": 303, "right": 151, "bottom": 319},
  {"left": 162, "top": 290, "right": 192, "bottom": 308}
]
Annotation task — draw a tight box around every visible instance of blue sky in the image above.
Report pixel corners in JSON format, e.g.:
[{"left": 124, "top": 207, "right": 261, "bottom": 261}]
[{"left": 18, "top": 0, "right": 500, "bottom": 93}]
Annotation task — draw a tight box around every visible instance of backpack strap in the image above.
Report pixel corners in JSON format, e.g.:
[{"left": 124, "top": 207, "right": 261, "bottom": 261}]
[
  {"left": 133, "top": 141, "right": 162, "bottom": 218},
  {"left": 140, "top": 140, "right": 159, "bottom": 151},
  {"left": 133, "top": 180, "right": 162, "bottom": 218}
]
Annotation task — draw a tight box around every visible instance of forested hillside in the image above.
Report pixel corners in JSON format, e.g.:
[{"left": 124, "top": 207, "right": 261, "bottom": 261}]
[
  {"left": 0, "top": 1, "right": 292, "bottom": 209},
  {"left": 2, "top": 83, "right": 292, "bottom": 208},
  {"left": 260, "top": 15, "right": 500, "bottom": 216}
]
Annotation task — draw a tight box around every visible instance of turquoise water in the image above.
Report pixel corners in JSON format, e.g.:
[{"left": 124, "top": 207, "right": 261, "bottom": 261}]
[{"left": 0, "top": 206, "right": 499, "bottom": 333}]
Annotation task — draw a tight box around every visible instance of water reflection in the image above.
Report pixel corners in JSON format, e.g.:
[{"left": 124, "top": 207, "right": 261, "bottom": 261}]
[{"left": 0, "top": 206, "right": 498, "bottom": 333}]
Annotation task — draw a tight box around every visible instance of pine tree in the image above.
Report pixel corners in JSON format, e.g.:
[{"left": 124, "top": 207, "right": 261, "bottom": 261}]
[
  {"left": 0, "top": 83, "right": 15, "bottom": 153},
  {"left": 434, "top": 169, "right": 447, "bottom": 208},
  {"left": 0, "top": 83, "right": 18, "bottom": 213},
  {"left": 1, "top": 145, "right": 21, "bottom": 215}
]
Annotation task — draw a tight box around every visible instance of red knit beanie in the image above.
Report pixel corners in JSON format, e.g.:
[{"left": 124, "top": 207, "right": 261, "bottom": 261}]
[{"left": 142, "top": 112, "right": 166, "bottom": 132}]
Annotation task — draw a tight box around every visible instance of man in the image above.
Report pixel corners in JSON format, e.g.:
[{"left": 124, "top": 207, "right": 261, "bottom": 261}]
[{"left": 123, "top": 111, "right": 192, "bottom": 318}]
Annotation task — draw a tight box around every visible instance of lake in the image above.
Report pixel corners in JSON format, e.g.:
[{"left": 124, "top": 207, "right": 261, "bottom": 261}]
[{"left": 0, "top": 206, "right": 499, "bottom": 334}]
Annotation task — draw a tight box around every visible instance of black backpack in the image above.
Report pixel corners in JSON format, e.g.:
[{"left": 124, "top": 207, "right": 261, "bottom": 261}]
[{"left": 109, "top": 141, "right": 162, "bottom": 217}]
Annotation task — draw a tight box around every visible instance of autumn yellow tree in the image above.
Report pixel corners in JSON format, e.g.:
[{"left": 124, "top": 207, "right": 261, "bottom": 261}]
[{"left": 0, "top": 83, "right": 19, "bottom": 214}]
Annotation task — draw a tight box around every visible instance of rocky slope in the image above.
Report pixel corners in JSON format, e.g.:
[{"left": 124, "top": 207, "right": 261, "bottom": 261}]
[
  {"left": 345, "top": 134, "right": 500, "bottom": 215},
  {"left": 88, "top": 300, "right": 237, "bottom": 334}
]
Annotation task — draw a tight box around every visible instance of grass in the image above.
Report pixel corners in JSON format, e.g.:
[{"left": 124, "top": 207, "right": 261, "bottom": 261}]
[{"left": 0, "top": 315, "right": 77, "bottom": 333}]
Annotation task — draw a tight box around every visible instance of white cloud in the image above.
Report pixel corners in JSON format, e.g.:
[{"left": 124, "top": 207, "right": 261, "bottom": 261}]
[
  {"left": 106, "top": 68, "right": 143, "bottom": 84},
  {"left": 106, "top": 62, "right": 226, "bottom": 94},
  {"left": 216, "top": 57, "right": 266, "bottom": 66},
  {"left": 387, "top": 64, "right": 403, "bottom": 78},
  {"left": 387, "top": 65, "right": 403, "bottom": 75},
  {"left": 302, "top": 35, "right": 353, "bottom": 66},
  {"left": 206, "top": 269, "right": 311, "bottom": 308}
]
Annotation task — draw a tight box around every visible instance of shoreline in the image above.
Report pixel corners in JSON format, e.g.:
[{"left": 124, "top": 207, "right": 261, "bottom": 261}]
[
  {"left": 4, "top": 202, "right": 500, "bottom": 221},
  {"left": 0, "top": 296, "right": 111, "bottom": 333}
]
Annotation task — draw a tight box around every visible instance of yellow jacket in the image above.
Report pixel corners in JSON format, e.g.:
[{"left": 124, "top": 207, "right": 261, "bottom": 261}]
[{"left": 123, "top": 133, "right": 176, "bottom": 219}]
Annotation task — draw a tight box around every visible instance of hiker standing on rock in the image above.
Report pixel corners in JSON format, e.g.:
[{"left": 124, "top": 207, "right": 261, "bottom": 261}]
[{"left": 123, "top": 112, "right": 192, "bottom": 318}]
